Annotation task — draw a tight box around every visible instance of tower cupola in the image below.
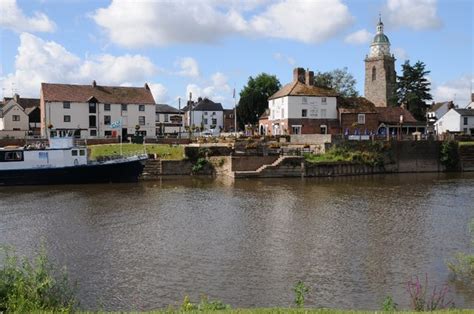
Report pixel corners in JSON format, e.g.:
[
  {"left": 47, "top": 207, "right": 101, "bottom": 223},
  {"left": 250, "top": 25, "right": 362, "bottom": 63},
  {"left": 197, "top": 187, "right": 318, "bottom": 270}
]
[{"left": 369, "top": 15, "right": 391, "bottom": 57}]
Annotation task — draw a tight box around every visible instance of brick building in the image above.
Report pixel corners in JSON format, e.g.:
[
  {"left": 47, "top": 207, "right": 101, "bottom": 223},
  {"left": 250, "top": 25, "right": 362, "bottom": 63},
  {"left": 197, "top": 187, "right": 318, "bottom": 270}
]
[
  {"left": 262, "top": 67, "right": 339, "bottom": 135},
  {"left": 338, "top": 97, "right": 379, "bottom": 135}
]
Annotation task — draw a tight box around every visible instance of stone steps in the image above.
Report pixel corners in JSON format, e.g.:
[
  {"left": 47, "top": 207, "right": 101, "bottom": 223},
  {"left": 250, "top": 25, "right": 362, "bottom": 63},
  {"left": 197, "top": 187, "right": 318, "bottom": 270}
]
[{"left": 141, "top": 159, "right": 162, "bottom": 178}]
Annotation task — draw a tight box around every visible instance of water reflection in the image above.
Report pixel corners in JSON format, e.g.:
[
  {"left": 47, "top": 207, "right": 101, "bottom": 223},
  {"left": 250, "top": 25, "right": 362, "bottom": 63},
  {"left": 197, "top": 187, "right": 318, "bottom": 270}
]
[{"left": 0, "top": 173, "right": 473, "bottom": 310}]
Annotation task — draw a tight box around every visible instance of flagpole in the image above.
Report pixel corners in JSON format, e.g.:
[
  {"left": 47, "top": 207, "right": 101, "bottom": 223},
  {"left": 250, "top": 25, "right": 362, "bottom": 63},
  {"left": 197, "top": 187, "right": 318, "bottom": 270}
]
[
  {"left": 233, "top": 87, "right": 237, "bottom": 136},
  {"left": 120, "top": 118, "right": 123, "bottom": 156}
]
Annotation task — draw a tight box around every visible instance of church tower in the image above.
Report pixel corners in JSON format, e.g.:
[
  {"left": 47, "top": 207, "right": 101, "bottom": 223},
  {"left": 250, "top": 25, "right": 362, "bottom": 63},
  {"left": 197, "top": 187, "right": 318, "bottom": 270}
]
[{"left": 364, "top": 17, "right": 396, "bottom": 107}]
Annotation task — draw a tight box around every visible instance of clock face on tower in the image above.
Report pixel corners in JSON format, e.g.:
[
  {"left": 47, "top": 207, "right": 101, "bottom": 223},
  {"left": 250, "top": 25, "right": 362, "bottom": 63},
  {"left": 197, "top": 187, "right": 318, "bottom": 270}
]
[{"left": 370, "top": 44, "right": 389, "bottom": 57}]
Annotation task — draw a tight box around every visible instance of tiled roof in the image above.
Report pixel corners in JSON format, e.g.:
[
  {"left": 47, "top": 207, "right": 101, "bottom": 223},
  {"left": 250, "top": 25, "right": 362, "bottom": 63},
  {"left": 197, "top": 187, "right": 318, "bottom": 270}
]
[
  {"left": 156, "top": 104, "right": 181, "bottom": 113},
  {"left": 427, "top": 101, "right": 450, "bottom": 112},
  {"left": 453, "top": 108, "right": 474, "bottom": 116},
  {"left": 41, "top": 82, "right": 155, "bottom": 104},
  {"left": 338, "top": 97, "right": 377, "bottom": 113},
  {"left": 269, "top": 80, "right": 337, "bottom": 100},
  {"left": 193, "top": 98, "right": 223, "bottom": 111},
  {"left": 3, "top": 97, "right": 40, "bottom": 109},
  {"left": 259, "top": 108, "right": 270, "bottom": 119},
  {"left": 375, "top": 106, "right": 418, "bottom": 123}
]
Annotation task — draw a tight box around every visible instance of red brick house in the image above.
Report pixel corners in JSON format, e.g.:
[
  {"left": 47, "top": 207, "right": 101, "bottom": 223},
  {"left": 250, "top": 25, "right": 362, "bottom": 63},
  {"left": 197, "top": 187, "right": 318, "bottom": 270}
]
[{"left": 338, "top": 97, "right": 379, "bottom": 135}]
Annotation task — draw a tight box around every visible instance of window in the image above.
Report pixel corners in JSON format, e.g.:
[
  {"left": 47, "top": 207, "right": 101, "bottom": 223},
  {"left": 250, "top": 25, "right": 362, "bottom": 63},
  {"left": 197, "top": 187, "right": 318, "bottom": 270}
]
[
  {"left": 302, "top": 109, "right": 307, "bottom": 117},
  {"left": 463, "top": 128, "right": 468, "bottom": 133},
  {"left": 372, "top": 66, "right": 376, "bottom": 81},
  {"left": 204, "top": 118, "right": 208, "bottom": 124},
  {"left": 139, "top": 116, "right": 146, "bottom": 125},
  {"left": 121, "top": 104, "right": 127, "bottom": 111},
  {"left": 72, "top": 150, "right": 78, "bottom": 156},
  {"left": 104, "top": 103, "right": 111, "bottom": 111},
  {"left": 12, "top": 115, "right": 20, "bottom": 121},
  {"left": 139, "top": 105, "right": 145, "bottom": 111},
  {"left": 291, "top": 125, "right": 302, "bottom": 134},
  {"left": 212, "top": 118, "right": 217, "bottom": 125},
  {"left": 464, "top": 117, "right": 468, "bottom": 125},
  {"left": 164, "top": 114, "right": 169, "bottom": 122},
  {"left": 358, "top": 114, "right": 366, "bottom": 124},
  {"left": 212, "top": 112, "right": 216, "bottom": 116},
  {"left": 4, "top": 151, "right": 23, "bottom": 161},
  {"left": 204, "top": 112, "right": 208, "bottom": 116},
  {"left": 63, "top": 101, "right": 70, "bottom": 109},
  {"left": 89, "top": 102, "right": 96, "bottom": 113},
  {"left": 89, "top": 115, "right": 96, "bottom": 127},
  {"left": 104, "top": 115, "right": 111, "bottom": 125},
  {"left": 302, "top": 97, "right": 307, "bottom": 104},
  {"left": 64, "top": 115, "right": 71, "bottom": 122},
  {"left": 321, "top": 97, "right": 327, "bottom": 104},
  {"left": 104, "top": 130, "right": 112, "bottom": 137},
  {"left": 89, "top": 129, "right": 97, "bottom": 137},
  {"left": 321, "top": 109, "right": 327, "bottom": 118},
  {"left": 281, "top": 109, "right": 285, "bottom": 119},
  {"left": 79, "top": 150, "right": 86, "bottom": 156}
]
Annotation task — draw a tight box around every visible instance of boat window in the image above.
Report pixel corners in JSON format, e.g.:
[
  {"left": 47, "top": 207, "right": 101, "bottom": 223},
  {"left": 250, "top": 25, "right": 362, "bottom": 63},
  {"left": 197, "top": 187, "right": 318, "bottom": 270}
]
[
  {"left": 79, "top": 150, "right": 86, "bottom": 156},
  {"left": 72, "top": 150, "right": 78, "bottom": 156},
  {"left": 5, "top": 151, "right": 23, "bottom": 161}
]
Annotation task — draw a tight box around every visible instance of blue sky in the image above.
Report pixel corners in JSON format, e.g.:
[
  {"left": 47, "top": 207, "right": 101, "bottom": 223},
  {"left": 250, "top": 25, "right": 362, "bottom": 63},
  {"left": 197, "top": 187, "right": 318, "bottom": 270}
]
[{"left": 1, "top": 0, "right": 472, "bottom": 108}]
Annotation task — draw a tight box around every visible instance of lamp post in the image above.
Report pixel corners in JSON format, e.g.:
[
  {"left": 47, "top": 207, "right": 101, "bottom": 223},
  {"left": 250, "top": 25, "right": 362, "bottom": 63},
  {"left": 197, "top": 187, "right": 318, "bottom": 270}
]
[{"left": 399, "top": 114, "right": 404, "bottom": 140}]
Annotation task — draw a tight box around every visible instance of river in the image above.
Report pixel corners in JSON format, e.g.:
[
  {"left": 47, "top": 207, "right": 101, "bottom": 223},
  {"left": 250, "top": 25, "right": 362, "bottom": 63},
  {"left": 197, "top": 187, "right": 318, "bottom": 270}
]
[{"left": 1, "top": 173, "right": 473, "bottom": 311}]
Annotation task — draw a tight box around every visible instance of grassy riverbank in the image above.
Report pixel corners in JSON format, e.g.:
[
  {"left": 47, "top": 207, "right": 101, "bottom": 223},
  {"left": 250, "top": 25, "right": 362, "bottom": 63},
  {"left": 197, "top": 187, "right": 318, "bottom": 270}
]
[
  {"left": 80, "top": 310, "right": 471, "bottom": 313},
  {"left": 89, "top": 144, "right": 184, "bottom": 160},
  {"left": 304, "top": 143, "right": 385, "bottom": 166}
]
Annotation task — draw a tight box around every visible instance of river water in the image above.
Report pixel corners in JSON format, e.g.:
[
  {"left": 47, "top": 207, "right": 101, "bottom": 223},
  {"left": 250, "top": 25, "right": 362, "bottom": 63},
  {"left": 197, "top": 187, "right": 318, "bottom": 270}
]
[{"left": 1, "top": 173, "right": 473, "bottom": 311}]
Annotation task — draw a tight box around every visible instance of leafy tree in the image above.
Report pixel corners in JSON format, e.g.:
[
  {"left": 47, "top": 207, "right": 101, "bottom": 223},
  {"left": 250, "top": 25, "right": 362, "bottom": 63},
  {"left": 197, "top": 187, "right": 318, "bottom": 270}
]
[
  {"left": 236, "top": 73, "right": 281, "bottom": 129},
  {"left": 395, "top": 60, "right": 432, "bottom": 121},
  {"left": 313, "top": 67, "right": 359, "bottom": 97}
]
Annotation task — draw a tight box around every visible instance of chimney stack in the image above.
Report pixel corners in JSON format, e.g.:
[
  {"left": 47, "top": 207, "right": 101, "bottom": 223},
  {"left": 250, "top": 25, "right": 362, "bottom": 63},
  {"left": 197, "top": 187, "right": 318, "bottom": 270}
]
[
  {"left": 305, "top": 70, "right": 314, "bottom": 86},
  {"left": 293, "top": 67, "right": 306, "bottom": 83},
  {"left": 448, "top": 101, "right": 455, "bottom": 110},
  {"left": 198, "top": 97, "right": 203, "bottom": 102},
  {"left": 92, "top": 80, "right": 97, "bottom": 88},
  {"left": 471, "top": 93, "right": 474, "bottom": 102},
  {"left": 144, "top": 83, "right": 150, "bottom": 90},
  {"left": 13, "top": 93, "right": 19, "bottom": 102}
]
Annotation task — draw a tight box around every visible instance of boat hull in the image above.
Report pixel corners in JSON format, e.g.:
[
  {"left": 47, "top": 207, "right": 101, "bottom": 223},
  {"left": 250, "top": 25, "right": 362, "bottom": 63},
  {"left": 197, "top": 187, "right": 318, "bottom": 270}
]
[{"left": 0, "top": 159, "right": 146, "bottom": 186}]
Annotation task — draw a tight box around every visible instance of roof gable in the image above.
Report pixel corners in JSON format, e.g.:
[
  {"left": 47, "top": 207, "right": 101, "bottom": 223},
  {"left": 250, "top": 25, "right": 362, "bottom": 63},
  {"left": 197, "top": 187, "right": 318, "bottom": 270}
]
[
  {"left": 375, "top": 106, "right": 418, "bottom": 123},
  {"left": 3, "top": 97, "right": 40, "bottom": 110},
  {"left": 193, "top": 98, "right": 223, "bottom": 111},
  {"left": 156, "top": 104, "right": 181, "bottom": 113},
  {"left": 41, "top": 83, "right": 156, "bottom": 104}
]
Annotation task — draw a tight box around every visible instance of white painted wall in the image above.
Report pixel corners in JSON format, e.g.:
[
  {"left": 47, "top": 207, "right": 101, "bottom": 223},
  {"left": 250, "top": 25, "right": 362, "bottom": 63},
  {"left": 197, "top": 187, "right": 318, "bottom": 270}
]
[
  {"left": 268, "top": 96, "right": 337, "bottom": 120},
  {"left": 186, "top": 110, "right": 224, "bottom": 131},
  {"left": 434, "top": 109, "right": 474, "bottom": 134},
  {"left": 0, "top": 102, "right": 29, "bottom": 131},
  {"left": 43, "top": 102, "right": 155, "bottom": 138}
]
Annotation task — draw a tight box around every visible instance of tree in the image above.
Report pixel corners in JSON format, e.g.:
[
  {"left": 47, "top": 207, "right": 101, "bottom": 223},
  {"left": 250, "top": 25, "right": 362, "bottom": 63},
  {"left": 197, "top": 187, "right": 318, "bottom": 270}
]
[
  {"left": 236, "top": 73, "right": 281, "bottom": 129},
  {"left": 313, "top": 67, "right": 359, "bottom": 97},
  {"left": 395, "top": 60, "right": 432, "bottom": 121}
]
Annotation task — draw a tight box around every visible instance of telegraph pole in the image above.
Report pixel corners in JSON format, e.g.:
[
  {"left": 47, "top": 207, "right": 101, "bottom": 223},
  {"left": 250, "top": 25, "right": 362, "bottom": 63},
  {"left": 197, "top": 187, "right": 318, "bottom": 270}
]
[{"left": 178, "top": 97, "right": 181, "bottom": 139}]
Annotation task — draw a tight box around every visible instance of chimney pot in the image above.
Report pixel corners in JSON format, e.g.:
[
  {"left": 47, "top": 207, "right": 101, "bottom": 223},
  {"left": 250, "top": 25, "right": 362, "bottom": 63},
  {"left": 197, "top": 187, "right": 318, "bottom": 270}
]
[
  {"left": 144, "top": 83, "right": 150, "bottom": 90},
  {"left": 293, "top": 67, "right": 306, "bottom": 83},
  {"left": 198, "top": 97, "right": 203, "bottom": 102},
  {"left": 92, "top": 80, "right": 97, "bottom": 87},
  {"left": 13, "top": 93, "right": 19, "bottom": 102}
]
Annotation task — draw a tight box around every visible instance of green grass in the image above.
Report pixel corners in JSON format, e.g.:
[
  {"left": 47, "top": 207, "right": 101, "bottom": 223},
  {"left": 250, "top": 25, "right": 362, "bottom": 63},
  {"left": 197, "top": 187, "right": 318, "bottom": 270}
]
[
  {"left": 77, "top": 309, "right": 473, "bottom": 314},
  {"left": 459, "top": 141, "right": 474, "bottom": 146},
  {"left": 304, "top": 145, "right": 384, "bottom": 167},
  {"left": 89, "top": 144, "right": 184, "bottom": 160}
]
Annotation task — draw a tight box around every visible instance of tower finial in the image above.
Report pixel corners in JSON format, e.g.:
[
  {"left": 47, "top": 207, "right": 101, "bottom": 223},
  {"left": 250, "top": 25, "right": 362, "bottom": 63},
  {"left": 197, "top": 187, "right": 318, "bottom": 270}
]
[{"left": 379, "top": 13, "right": 382, "bottom": 23}]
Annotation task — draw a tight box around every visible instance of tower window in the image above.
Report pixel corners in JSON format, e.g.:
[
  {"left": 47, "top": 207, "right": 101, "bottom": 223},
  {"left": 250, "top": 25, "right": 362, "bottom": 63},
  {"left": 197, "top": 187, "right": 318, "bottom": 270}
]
[{"left": 372, "top": 66, "right": 376, "bottom": 81}]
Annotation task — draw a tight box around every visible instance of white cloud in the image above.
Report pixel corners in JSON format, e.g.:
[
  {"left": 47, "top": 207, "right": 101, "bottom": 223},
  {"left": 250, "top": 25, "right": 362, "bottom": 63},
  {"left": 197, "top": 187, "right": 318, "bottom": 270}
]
[
  {"left": 273, "top": 52, "right": 296, "bottom": 66},
  {"left": 250, "top": 0, "right": 354, "bottom": 43},
  {"left": 149, "top": 83, "right": 168, "bottom": 103},
  {"left": 185, "top": 72, "right": 233, "bottom": 107},
  {"left": 176, "top": 57, "right": 200, "bottom": 78},
  {"left": 384, "top": 0, "right": 442, "bottom": 30},
  {"left": 0, "top": 0, "right": 56, "bottom": 33},
  {"left": 392, "top": 47, "right": 409, "bottom": 61},
  {"left": 433, "top": 75, "right": 473, "bottom": 107},
  {"left": 344, "top": 29, "right": 372, "bottom": 44},
  {"left": 0, "top": 33, "right": 158, "bottom": 97},
  {"left": 92, "top": 0, "right": 354, "bottom": 47}
]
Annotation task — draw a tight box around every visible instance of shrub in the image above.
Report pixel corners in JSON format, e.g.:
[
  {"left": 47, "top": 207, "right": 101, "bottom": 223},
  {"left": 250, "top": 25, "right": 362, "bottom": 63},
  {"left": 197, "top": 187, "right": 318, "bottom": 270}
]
[
  {"left": 406, "top": 274, "right": 454, "bottom": 311},
  {"left": 293, "top": 281, "right": 309, "bottom": 308},
  {"left": 192, "top": 158, "right": 209, "bottom": 174},
  {"left": 0, "top": 246, "right": 76, "bottom": 313},
  {"left": 180, "top": 295, "right": 230, "bottom": 311},
  {"left": 440, "top": 140, "right": 459, "bottom": 171},
  {"left": 381, "top": 295, "right": 397, "bottom": 311}
]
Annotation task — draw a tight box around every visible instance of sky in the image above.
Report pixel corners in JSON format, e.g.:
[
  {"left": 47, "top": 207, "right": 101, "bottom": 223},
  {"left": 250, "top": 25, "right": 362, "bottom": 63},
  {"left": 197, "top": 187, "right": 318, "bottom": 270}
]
[{"left": 0, "top": 0, "right": 472, "bottom": 109}]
